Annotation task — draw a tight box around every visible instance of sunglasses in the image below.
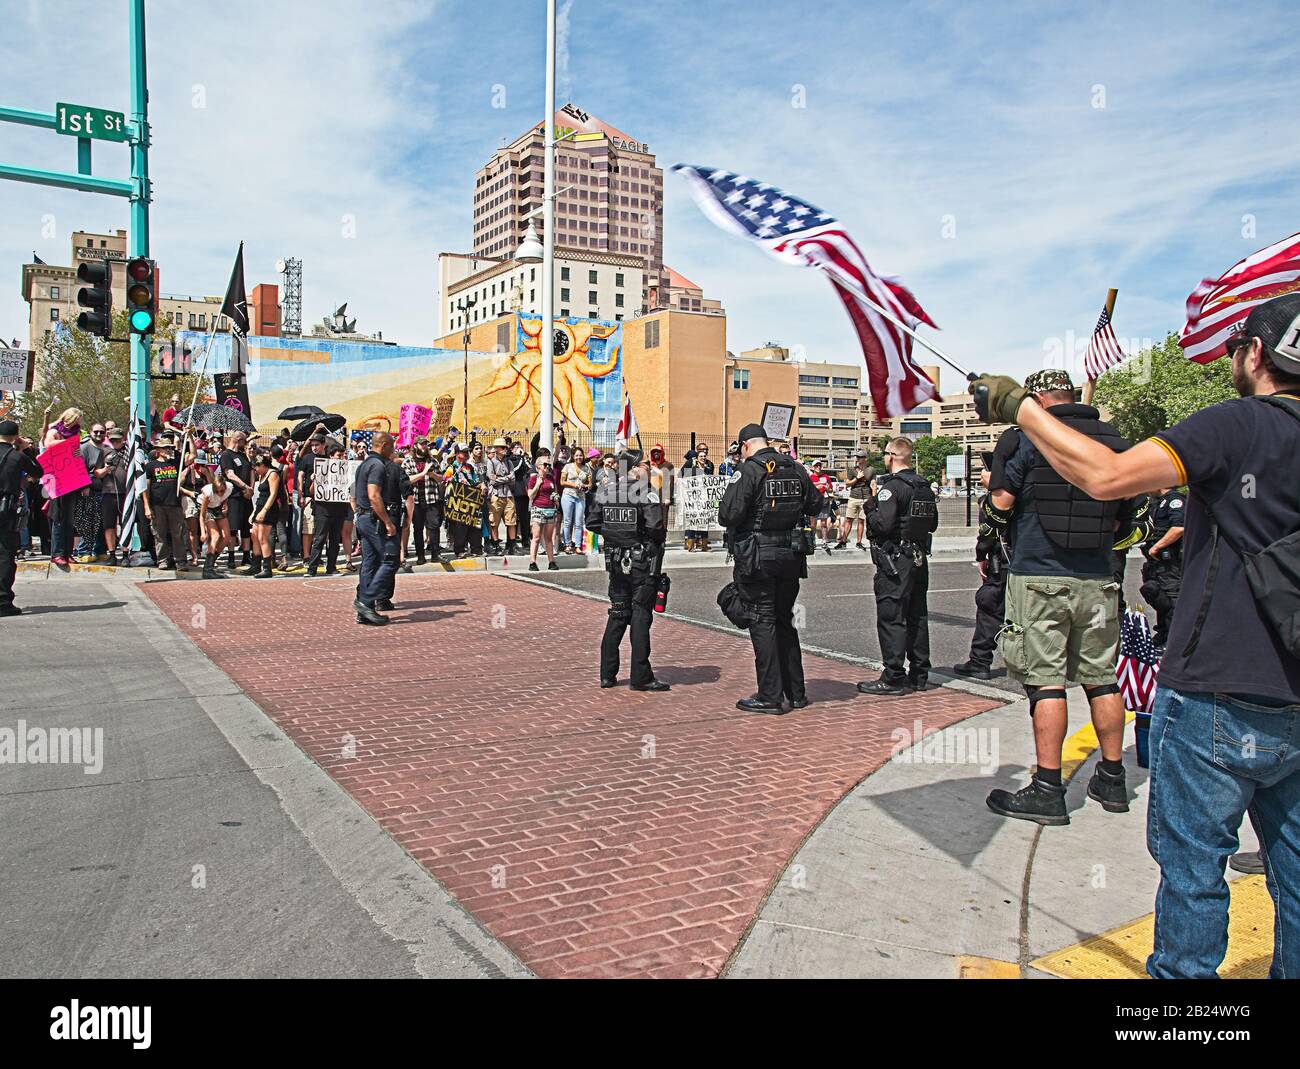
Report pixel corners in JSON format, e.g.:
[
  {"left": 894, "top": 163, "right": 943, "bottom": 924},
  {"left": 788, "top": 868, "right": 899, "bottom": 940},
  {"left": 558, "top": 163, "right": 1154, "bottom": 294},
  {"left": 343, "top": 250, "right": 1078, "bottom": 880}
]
[{"left": 1225, "top": 335, "right": 1254, "bottom": 358}]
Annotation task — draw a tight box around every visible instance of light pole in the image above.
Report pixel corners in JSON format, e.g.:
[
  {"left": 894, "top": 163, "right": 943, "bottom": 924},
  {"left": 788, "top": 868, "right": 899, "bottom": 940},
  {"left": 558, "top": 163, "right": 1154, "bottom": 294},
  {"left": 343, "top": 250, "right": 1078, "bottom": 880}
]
[
  {"left": 540, "top": 0, "right": 557, "bottom": 452},
  {"left": 456, "top": 296, "right": 476, "bottom": 439}
]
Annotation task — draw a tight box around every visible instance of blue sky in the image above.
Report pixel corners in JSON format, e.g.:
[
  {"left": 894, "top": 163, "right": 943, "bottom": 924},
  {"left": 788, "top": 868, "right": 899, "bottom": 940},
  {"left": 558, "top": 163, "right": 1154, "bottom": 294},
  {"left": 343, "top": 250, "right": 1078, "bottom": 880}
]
[{"left": 3, "top": 0, "right": 1298, "bottom": 395}]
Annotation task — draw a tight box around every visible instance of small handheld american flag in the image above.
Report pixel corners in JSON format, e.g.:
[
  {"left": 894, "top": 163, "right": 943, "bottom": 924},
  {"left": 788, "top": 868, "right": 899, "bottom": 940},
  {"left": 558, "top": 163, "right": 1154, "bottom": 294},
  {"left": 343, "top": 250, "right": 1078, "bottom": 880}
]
[
  {"left": 1117, "top": 609, "right": 1161, "bottom": 713},
  {"left": 1084, "top": 306, "right": 1127, "bottom": 382}
]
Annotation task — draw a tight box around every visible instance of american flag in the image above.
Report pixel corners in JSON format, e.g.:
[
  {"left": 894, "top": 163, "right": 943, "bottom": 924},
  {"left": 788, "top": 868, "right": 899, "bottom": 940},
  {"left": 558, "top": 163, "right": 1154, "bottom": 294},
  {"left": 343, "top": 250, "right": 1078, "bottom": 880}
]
[
  {"left": 1116, "top": 609, "right": 1161, "bottom": 714},
  {"left": 1181, "top": 231, "right": 1300, "bottom": 363},
  {"left": 1083, "top": 306, "right": 1126, "bottom": 381},
  {"left": 672, "top": 164, "right": 938, "bottom": 417},
  {"left": 117, "top": 402, "right": 148, "bottom": 554},
  {"left": 350, "top": 429, "right": 374, "bottom": 450}
]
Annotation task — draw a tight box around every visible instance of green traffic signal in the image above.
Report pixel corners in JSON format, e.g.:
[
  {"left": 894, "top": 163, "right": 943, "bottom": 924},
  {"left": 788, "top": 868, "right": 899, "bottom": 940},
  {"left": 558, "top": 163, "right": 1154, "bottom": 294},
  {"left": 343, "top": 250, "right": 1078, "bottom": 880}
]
[
  {"left": 130, "top": 309, "right": 154, "bottom": 333},
  {"left": 126, "top": 256, "right": 156, "bottom": 337}
]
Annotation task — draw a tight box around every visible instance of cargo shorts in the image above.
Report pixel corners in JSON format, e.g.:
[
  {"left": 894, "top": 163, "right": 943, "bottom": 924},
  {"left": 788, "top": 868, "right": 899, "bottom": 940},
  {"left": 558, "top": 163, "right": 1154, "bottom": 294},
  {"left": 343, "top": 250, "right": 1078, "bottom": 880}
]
[{"left": 999, "top": 572, "right": 1121, "bottom": 686}]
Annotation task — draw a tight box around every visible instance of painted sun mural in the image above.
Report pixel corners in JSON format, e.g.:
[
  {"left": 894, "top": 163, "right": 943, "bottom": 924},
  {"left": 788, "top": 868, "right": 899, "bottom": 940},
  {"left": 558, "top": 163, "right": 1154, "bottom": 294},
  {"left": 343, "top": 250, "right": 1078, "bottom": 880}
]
[{"left": 486, "top": 315, "right": 622, "bottom": 431}]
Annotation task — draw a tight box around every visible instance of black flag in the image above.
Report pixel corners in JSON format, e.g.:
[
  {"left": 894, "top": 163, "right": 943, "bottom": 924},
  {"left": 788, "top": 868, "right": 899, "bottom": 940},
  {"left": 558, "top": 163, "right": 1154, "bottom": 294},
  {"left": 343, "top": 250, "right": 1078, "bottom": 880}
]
[{"left": 220, "top": 242, "right": 250, "bottom": 378}]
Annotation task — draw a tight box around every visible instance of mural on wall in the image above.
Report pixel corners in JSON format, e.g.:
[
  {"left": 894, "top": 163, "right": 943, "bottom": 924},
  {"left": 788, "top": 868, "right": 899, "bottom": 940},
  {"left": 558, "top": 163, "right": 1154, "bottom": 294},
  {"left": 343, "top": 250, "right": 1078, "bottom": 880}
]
[
  {"left": 501, "top": 315, "right": 622, "bottom": 432},
  {"left": 177, "top": 313, "right": 624, "bottom": 438}
]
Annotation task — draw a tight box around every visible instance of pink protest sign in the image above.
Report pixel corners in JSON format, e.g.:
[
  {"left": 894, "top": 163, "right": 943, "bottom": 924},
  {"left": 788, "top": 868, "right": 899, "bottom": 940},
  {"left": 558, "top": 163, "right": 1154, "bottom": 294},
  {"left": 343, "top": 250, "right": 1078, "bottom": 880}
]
[
  {"left": 397, "top": 403, "right": 433, "bottom": 447},
  {"left": 37, "top": 435, "right": 91, "bottom": 499}
]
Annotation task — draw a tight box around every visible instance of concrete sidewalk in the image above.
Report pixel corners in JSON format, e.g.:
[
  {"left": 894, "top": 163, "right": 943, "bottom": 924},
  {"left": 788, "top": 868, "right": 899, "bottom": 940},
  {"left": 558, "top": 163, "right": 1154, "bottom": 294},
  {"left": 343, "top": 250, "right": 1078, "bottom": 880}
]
[
  {"left": 728, "top": 688, "right": 1266, "bottom": 979},
  {"left": 0, "top": 578, "right": 527, "bottom": 979}
]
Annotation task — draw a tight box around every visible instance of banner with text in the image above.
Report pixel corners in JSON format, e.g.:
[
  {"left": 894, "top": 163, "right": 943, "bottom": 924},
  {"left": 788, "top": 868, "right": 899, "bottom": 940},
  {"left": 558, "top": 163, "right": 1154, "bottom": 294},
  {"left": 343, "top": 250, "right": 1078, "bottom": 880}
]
[
  {"left": 675, "top": 473, "right": 730, "bottom": 531},
  {"left": 444, "top": 480, "right": 485, "bottom": 526},
  {"left": 313, "top": 457, "right": 361, "bottom": 503},
  {"left": 37, "top": 436, "right": 91, "bottom": 499},
  {"left": 398, "top": 403, "right": 433, "bottom": 447}
]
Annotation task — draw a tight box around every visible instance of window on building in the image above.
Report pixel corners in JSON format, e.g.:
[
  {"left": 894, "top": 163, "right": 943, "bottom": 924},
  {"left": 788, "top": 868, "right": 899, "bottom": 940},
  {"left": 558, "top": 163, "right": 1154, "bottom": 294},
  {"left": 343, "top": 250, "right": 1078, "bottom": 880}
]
[
  {"left": 832, "top": 419, "right": 857, "bottom": 429},
  {"left": 832, "top": 397, "right": 857, "bottom": 407},
  {"left": 560, "top": 308, "right": 569, "bottom": 317},
  {"left": 832, "top": 377, "right": 858, "bottom": 388},
  {"left": 50, "top": 307, "right": 60, "bottom": 321},
  {"left": 588, "top": 270, "right": 598, "bottom": 284},
  {"left": 645, "top": 319, "right": 660, "bottom": 348},
  {"left": 799, "top": 396, "right": 829, "bottom": 406},
  {"left": 799, "top": 417, "right": 829, "bottom": 428},
  {"left": 615, "top": 273, "right": 624, "bottom": 287},
  {"left": 189, "top": 313, "right": 197, "bottom": 328},
  {"left": 561, "top": 266, "right": 570, "bottom": 280},
  {"left": 732, "top": 367, "right": 749, "bottom": 390},
  {"left": 50, "top": 286, "right": 60, "bottom": 300},
  {"left": 560, "top": 288, "right": 570, "bottom": 302},
  {"left": 588, "top": 290, "right": 597, "bottom": 304},
  {"left": 799, "top": 374, "right": 829, "bottom": 385},
  {"left": 615, "top": 293, "right": 624, "bottom": 307},
  {"left": 496, "top": 321, "right": 510, "bottom": 351},
  {"left": 198, "top": 314, "right": 206, "bottom": 329}
]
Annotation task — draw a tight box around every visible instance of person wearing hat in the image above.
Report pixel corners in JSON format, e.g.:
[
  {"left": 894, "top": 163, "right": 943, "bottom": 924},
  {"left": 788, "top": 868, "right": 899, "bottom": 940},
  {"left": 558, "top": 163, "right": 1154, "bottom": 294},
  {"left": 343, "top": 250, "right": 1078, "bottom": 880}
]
[
  {"left": 97, "top": 426, "right": 130, "bottom": 565},
  {"left": 485, "top": 436, "right": 520, "bottom": 555},
  {"left": 718, "top": 423, "right": 823, "bottom": 713},
  {"left": 142, "top": 432, "right": 188, "bottom": 570},
  {"left": 586, "top": 448, "right": 671, "bottom": 691},
  {"left": 961, "top": 366, "right": 1143, "bottom": 829},
  {"left": 445, "top": 440, "right": 484, "bottom": 558},
  {"left": 971, "top": 291, "right": 1300, "bottom": 978},
  {"left": 0, "top": 420, "right": 43, "bottom": 615}
]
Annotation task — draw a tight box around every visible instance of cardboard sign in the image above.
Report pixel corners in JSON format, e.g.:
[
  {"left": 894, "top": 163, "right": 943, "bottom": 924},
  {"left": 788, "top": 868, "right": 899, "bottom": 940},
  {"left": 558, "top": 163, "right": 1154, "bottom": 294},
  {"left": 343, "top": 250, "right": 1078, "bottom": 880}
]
[
  {"left": 760, "top": 401, "right": 795, "bottom": 442},
  {"left": 444, "top": 480, "right": 485, "bottom": 526},
  {"left": 675, "top": 473, "right": 730, "bottom": 531},
  {"left": 397, "top": 403, "right": 433, "bottom": 447},
  {"left": 37, "top": 436, "right": 91, "bottom": 499},
  {"left": 0, "top": 347, "right": 34, "bottom": 393},
  {"left": 313, "top": 457, "right": 360, "bottom": 503},
  {"left": 431, "top": 395, "right": 455, "bottom": 439}
]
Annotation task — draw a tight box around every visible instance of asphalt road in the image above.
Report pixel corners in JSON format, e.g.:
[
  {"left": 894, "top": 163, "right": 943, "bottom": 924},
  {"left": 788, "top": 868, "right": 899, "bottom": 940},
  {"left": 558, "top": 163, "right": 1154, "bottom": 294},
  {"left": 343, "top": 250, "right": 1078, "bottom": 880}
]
[{"left": 530, "top": 556, "right": 1148, "bottom": 696}]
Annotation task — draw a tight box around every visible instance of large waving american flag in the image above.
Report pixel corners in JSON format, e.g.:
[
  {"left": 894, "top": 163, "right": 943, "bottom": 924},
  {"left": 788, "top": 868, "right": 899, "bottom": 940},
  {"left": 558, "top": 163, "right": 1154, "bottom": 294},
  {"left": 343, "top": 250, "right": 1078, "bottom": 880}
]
[
  {"left": 672, "top": 164, "right": 938, "bottom": 417},
  {"left": 1181, "top": 231, "right": 1300, "bottom": 363}
]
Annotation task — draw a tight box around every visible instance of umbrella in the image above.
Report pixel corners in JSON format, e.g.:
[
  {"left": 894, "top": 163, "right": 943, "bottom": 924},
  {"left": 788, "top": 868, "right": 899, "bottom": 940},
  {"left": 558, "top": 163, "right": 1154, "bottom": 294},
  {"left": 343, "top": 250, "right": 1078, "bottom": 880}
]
[
  {"left": 291, "top": 412, "right": 347, "bottom": 441},
  {"left": 173, "top": 403, "right": 256, "bottom": 434},
  {"left": 278, "top": 404, "right": 326, "bottom": 421}
]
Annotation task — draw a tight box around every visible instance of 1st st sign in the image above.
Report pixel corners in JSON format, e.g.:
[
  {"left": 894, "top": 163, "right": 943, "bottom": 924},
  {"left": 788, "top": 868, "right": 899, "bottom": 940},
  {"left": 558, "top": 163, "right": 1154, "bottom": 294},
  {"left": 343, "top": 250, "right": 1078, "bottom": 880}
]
[{"left": 55, "top": 103, "right": 127, "bottom": 142}]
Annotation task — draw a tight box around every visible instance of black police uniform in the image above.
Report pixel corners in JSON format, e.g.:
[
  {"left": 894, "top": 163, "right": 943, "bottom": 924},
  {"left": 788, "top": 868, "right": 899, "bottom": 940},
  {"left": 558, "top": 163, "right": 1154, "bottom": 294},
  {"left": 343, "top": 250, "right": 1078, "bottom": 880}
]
[
  {"left": 0, "top": 441, "right": 43, "bottom": 614},
  {"left": 866, "top": 467, "right": 939, "bottom": 689},
  {"left": 961, "top": 427, "right": 1020, "bottom": 675},
  {"left": 718, "top": 447, "right": 823, "bottom": 709},
  {"left": 1139, "top": 487, "right": 1187, "bottom": 647},
  {"left": 586, "top": 471, "right": 668, "bottom": 688}
]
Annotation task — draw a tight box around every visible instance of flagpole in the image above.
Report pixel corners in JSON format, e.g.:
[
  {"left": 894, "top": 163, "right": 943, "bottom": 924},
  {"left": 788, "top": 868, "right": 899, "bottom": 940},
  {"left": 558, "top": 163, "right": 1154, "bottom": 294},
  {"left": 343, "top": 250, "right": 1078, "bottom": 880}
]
[
  {"left": 820, "top": 267, "right": 972, "bottom": 380},
  {"left": 1082, "top": 288, "right": 1119, "bottom": 406}
]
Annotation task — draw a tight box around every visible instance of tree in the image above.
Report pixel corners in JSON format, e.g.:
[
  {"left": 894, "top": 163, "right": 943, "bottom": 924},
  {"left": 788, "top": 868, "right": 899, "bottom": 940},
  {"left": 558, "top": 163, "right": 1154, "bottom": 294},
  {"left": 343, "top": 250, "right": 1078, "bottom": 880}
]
[
  {"left": 912, "top": 434, "right": 962, "bottom": 482},
  {"left": 1092, "top": 331, "right": 1235, "bottom": 441},
  {"left": 14, "top": 311, "right": 209, "bottom": 435}
]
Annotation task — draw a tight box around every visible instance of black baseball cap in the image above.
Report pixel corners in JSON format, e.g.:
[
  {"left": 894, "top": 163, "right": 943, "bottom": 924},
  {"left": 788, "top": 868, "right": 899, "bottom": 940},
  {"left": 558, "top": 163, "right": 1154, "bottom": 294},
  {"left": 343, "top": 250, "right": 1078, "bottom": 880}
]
[
  {"left": 0, "top": 419, "right": 19, "bottom": 436},
  {"left": 1242, "top": 292, "right": 1300, "bottom": 375},
  {"left": 737, "top": 423, "right": 766, "bottom": 445}
]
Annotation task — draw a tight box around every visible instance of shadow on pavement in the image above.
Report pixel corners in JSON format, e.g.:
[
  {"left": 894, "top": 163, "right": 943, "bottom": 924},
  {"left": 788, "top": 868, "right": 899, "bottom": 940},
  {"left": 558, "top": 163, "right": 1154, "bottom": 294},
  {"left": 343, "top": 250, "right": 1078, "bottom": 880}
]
[
  {"left": 16, "top": 601, "right": 128, "bottom": 614},
  {"left": 654, "top": 664, "right": 722, "bottom": 686}
]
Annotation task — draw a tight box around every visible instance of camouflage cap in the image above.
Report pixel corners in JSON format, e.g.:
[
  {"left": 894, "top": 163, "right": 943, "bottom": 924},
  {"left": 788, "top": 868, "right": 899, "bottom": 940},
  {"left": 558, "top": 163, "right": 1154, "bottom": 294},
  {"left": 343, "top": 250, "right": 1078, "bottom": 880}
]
[{"left": 1023, "top": 368, "right": 1075, "bottom": 395}]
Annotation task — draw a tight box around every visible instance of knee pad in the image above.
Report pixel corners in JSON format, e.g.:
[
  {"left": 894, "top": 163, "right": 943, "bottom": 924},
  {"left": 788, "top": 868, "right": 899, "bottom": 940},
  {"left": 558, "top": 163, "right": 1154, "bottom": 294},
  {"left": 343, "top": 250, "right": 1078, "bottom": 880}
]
[
  {"left": 608, "top": 599, "right": 632, "bottom": 622},
  {"left": 1083, "top": 682, "right": 1120, "bottom": 700},
  {"left": 1024, "top": 685, "right": 1067, "bottom": 715}
]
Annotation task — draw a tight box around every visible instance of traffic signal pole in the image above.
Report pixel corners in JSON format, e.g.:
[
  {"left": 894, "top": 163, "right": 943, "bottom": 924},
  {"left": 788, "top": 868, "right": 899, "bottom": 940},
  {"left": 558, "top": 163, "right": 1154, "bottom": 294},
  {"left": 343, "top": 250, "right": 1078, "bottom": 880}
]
[
  {"left": 0, "top": 1, "right": 152, "bottom": 428},
  {"left": 128, "top": 0, "right": 152, "bottom": 434}
]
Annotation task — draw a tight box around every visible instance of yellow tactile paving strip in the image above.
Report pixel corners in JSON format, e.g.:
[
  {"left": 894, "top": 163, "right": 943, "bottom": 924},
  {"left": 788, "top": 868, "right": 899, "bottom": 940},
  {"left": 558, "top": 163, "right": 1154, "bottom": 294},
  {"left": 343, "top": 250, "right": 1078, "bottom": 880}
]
[{"left": 1032, "top": 875, "right": 1274, "bottom": 979}]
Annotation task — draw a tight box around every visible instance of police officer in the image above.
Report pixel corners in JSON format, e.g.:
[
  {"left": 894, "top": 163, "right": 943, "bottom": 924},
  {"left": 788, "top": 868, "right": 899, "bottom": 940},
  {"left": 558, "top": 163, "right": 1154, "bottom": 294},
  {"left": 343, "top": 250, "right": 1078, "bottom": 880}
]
[
  {"left": 955, "top": 428, "right": 1021, "bottom": 680},
  {"left": 718, "top": 423, "right": 823, "bottom": 714},
  {"left": 586, "top": 449, "right": 670, "bottom": 691},
  {"left": 352, "top": 430, "right": 402, "bottom": 626},
  {"left": 1139, "top": 485, "right": 1186, "bottom": 647},
  {"left": 0, "top": 420, "right": 43, "bottom": 617},
  {"left": 859, "top": 436, "right": 939, "bottom": 695}
]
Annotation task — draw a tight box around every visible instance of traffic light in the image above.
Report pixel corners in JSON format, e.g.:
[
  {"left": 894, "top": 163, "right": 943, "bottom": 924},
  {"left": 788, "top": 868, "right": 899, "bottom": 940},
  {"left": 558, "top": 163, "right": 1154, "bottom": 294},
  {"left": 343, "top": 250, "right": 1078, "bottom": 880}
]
[
  {"left": 125, "top": 257, "right": 157, "bottom": 337},
  {"left": 75, "top": 261, "right": 113, "bottom": 338}
]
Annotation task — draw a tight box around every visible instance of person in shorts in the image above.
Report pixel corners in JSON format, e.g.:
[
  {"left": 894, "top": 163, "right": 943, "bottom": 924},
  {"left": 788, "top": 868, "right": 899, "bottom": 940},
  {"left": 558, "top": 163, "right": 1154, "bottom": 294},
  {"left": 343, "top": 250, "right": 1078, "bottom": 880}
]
[
  {"left": 838, "top": 450, "right": 873, "bottom": 550},
  {"left": 979, "top": 369, "right": 1147, "bottom": 827}
]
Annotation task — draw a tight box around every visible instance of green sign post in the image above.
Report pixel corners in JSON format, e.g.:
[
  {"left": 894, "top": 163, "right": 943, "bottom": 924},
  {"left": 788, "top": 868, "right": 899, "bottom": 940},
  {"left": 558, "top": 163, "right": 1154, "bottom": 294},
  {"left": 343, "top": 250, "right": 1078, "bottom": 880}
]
[{"left": 54, "top": 103, "right": 127, "bottom": 142}]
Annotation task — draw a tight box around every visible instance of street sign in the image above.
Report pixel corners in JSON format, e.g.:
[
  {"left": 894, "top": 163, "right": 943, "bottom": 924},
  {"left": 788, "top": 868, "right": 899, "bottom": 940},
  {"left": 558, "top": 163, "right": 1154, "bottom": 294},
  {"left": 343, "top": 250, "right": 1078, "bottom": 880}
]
[{"left": 54, "top": 103, "right": 126, "bottom": 142}]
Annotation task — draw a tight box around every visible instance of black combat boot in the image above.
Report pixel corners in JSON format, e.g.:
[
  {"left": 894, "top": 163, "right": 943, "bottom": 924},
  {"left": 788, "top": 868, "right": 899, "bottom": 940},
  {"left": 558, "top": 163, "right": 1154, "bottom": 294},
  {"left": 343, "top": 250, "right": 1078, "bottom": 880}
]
[
  {"left": 1086, "top": 764, "right": 1130, "bottom": 813},
  {"left": 986, "top": 773, "right": 1069, "bottom": 826}
]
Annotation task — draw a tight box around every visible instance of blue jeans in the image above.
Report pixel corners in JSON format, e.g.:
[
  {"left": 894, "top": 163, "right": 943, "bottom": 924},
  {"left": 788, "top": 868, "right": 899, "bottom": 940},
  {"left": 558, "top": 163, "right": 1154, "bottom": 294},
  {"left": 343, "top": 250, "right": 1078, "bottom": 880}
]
[
  {"left": 355, "top": 510, "right": 399, "bottom": 607},
  {"left": 1147, "top": 687, "right": 1300, "bottom": 979},
  {"left": 561, "top": 493, "right": 585, "bottom": 548}
]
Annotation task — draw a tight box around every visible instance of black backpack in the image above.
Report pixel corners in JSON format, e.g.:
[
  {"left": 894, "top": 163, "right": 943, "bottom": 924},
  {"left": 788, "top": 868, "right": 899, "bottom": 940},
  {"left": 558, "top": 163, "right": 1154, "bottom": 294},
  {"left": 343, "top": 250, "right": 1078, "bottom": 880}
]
[{"left": 1183, "top": 395, "right": 1300, "bottom": 659}]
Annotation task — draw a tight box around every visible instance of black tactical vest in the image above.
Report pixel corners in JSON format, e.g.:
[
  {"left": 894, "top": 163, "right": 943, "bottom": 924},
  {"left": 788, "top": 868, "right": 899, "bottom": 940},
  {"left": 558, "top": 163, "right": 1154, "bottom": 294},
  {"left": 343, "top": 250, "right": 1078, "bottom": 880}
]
[
  {"left": 599, "top": 496, "right": 647, "bottom": 549},
  {"left": 889, "top": 471, "right": 938, "bottom": 546},
  {"left": 1027, "top": 405, "right": 1128, "bottom": 551},
  {"left": 748, "top": 456, "right": 805, "bottom": 535}
]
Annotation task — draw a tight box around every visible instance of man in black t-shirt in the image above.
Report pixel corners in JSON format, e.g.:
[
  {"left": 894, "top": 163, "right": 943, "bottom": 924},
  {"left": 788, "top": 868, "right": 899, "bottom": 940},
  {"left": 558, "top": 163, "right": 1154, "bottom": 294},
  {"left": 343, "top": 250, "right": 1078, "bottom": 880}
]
[
  {"left": 295, "top": 435, "right": 326, "bottom": 561},
  {"left": 970, "top": 291, "right": 1300, "bottom": 981},
  {"left": 352, "top": 431, "right": 401, "bottom": 626},
  {"left": 220, "top": 431, "right": 255, "bottom": 569},
  {"left": 143, "top": 433, "right": 186, "bottom": 569}
]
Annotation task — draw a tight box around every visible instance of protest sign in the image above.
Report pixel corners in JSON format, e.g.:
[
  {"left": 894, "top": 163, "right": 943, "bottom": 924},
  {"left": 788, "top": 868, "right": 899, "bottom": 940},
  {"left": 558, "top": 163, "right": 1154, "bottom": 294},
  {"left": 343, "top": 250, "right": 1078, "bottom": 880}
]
[
  {"left": 431, "top": 395, "right": 455, "bottom": 439},
  {"left": 398, "top": 403, "right": 433, "bottom": 447},
  {"left": 37, "top": 436, "right": 91, "bottom": 499},
  {"left": 313, "top": 457, "right": 360, "bottom": 503},
  {"left": 445, "top": 480, "right": 485, "bottom": 526},
  {"left": 760, "top": 402, "right": 795, "bottom": 442},
  {"left": 0, "top": 347, "right": 34, "bottom": 393},
  {"left": 676, "top": 473, "right": 730, "bottom": 531}
]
